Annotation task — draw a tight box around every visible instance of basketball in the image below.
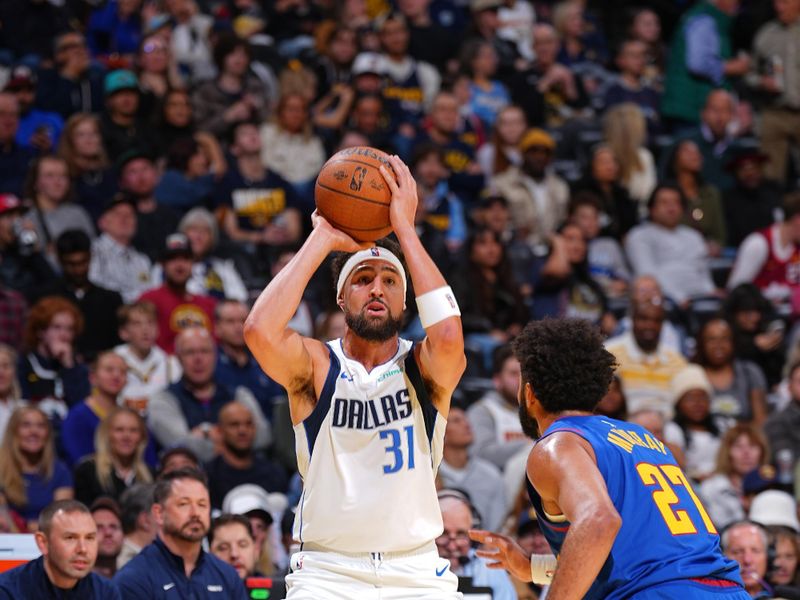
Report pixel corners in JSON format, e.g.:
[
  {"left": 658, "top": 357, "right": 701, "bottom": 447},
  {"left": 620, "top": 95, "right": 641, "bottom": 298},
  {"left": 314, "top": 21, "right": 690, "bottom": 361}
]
[{"left": 315, "top": 146, "right": 395, "bottom": 241}]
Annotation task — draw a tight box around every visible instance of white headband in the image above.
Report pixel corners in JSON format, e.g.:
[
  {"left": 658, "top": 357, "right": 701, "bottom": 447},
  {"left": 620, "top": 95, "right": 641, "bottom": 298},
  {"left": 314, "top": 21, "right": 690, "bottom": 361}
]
[{"left": 336, "top": 247, "right": 408, "bottom": 300}]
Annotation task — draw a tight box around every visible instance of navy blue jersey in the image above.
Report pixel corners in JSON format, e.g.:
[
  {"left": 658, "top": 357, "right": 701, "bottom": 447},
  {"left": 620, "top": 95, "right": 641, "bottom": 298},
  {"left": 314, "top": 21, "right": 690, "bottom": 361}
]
[
  {"left": 527, "top": 415, "right": 743, "bottom": 599},
  {"left": 382, "top": 66, "right": 425, "bottom": 127},
  {"left": 0, "top": 556, "right": 121, "bottom": 599}
]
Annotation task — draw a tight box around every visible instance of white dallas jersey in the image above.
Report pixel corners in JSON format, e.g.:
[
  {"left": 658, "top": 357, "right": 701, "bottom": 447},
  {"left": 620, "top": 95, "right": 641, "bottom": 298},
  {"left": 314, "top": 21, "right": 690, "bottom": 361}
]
[{"left": 293, "top": 338, "right": 447, "bottom": 554}]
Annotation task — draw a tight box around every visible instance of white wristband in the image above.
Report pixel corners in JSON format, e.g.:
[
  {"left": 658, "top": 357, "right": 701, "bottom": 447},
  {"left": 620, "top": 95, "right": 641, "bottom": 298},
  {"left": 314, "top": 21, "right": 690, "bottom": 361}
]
[
  {"left": 530, "top": 554, "right": 557, "bottom": 585},
  {"left": 416, "top": 286, "right": 461, "bottom": 329}
]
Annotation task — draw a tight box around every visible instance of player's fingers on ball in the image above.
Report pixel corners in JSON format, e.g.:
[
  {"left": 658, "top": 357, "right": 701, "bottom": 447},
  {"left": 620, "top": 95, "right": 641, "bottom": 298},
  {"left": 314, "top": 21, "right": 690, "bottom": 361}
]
[
  {"left": 389, "top": 154, "right": 410, "bottom": 182},
  {"left": 379, "top": 165, "right": 398, "bottom": 192}
]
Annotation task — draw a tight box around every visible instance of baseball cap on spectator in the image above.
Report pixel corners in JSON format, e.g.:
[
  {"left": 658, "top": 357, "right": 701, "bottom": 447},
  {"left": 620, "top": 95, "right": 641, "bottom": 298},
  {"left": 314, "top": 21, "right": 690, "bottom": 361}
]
[
  {"left": 519, "top": 128, "right": 556, "bottom": 152},
  {"left": 222, "top": 484, "right": 284, "bottom": 526},
  {"left": 742, "top": 464, "right": 778, "bottom": 496},
  {"left": 351, "top": 52, "right": 386, "bottom": 77},
  {"left": 470, "top": 0, "right": 503, "bottom": 12},
  {"left": 99, "top": 193, "right": 136, "bottom": 217},
  {"left": 4, "top": 66, "right": 36, "bottom": 91},
  {"left": 161, "top": 233, "right": 193, "bottom": 261},
  {"left": 0, "top": 193, "right": 23, "bottom": 215},
  {"left": 671, "top": 365, "right": 713, "bottom": 404},
  {"left": 115, "top": 148, "right": 154, "bottom": 173},
  {"left": 749, "top": 490, "right": 800, "bottom": 532},
  {"left": 145, "top": 14, "right": 172, "bottom": 36},
  {"left": 725, "top": 149, "right": 769, "bottom": 172},
  {"left": 105, "top": 69, "right": 139, "bottom": 96}
]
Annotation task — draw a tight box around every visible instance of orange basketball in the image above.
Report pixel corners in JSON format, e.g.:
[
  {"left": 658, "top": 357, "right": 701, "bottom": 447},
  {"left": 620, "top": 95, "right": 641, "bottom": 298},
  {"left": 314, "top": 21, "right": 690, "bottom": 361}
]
[{"left": 315, "top": 146, "right": 394, "bottom": 241}]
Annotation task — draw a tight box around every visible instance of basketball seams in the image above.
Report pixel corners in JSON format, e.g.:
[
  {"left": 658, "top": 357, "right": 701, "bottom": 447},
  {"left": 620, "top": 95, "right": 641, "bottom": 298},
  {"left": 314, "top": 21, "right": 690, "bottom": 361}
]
[
  {"left": 324, "top": 157, "right": 395, "bottom": 180},
  {"left": 315, "top": 181, "right": 392, "bottom": 207},
  {"left": 321, "top": 212, "right": 393, "bottom": 233}
]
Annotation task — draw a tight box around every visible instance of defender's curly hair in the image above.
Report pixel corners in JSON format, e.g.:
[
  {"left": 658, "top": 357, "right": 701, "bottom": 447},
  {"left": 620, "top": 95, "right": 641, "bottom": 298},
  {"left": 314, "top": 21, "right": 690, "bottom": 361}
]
[{"left": 512, "top": 319, "right": 617, "bottom": 413}]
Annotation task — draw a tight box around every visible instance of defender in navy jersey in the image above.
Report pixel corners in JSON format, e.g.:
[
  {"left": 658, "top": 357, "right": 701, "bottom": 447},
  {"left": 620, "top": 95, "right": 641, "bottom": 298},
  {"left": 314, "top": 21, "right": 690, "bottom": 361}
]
[
  {"left": 245, "top": 155, "right": 466, "bottom": 599},
  {"left": 470, "top": 319, "right": 748, "bottom": 600}
]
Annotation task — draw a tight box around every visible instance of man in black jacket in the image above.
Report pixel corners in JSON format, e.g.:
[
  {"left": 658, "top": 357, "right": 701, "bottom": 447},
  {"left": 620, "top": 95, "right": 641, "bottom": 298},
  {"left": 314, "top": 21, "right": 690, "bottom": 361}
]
[{"left": 34, "top": 229, "right": 123, "bottom": 360}]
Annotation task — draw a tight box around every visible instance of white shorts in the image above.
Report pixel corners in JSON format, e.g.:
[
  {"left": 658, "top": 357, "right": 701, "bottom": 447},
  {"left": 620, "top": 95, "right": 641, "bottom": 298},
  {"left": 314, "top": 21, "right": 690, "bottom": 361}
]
[{"left": 285, "top": 544, "right": 462, "bottom": 600}]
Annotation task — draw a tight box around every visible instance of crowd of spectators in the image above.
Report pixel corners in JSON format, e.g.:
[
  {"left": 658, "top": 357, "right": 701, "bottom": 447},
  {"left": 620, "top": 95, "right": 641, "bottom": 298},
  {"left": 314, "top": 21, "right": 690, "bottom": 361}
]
[{"left": 1, "top": 0, "right": 800, "bottom": 597}]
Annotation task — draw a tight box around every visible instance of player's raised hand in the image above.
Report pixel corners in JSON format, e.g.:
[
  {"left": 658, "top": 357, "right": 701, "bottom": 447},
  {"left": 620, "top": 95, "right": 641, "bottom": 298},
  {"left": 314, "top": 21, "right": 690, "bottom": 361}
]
[
  {"left": 311, "top": 210, "right": 371, "bottom": 253},
  {"left": 380, "top": 155, "right": 417, "bottom": 234},
  {"left": 469, "top": 529, "right": 533, "bottom": 582}
]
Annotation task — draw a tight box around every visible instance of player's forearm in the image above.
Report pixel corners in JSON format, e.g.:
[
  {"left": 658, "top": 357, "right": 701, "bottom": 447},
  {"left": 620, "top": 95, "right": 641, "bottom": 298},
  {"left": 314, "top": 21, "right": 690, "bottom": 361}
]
[
  {"left": 245, "top": 229, "right": 331, "bottom": 342},
  {"left": 545, "top": 513, "right": 621, "bottom": 599},
  {"left": 393, "top": 224, "right": 449, "bottom": 295}
]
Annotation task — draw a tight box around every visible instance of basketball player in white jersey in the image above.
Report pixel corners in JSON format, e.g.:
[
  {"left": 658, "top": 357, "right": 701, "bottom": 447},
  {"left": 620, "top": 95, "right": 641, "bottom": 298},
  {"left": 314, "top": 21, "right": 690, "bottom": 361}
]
[{"left": 244, "top": 154, "right": 466, "bottom": 599}]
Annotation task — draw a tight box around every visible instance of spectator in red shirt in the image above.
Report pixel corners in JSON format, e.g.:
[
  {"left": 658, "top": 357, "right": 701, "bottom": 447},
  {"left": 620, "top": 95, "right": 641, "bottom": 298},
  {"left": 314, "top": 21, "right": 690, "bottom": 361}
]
[{"left": 137, "top": 233, "right": 216, "bottom": 354}]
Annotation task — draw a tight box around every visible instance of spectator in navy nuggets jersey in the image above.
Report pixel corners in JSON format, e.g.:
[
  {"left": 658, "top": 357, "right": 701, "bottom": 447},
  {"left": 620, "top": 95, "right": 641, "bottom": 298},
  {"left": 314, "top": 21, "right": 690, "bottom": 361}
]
[
  {"left": 244, "top": 154, "right": 465, "bottom": 598},
  {"left": 470, "top": 318, "right": 748, "bottom": 599},
  {"left": 0, "top": 499, "right": 121, "bottom": 599}
]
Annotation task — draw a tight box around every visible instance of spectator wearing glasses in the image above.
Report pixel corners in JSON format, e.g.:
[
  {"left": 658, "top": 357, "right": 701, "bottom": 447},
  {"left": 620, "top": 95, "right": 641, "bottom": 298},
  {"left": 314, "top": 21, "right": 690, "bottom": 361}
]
[
  {"left": 436, "top": 489, "right": 516, "bottom": 600},
  {"left": 37, "top": 32, "right": 105, "bottom": 120}
]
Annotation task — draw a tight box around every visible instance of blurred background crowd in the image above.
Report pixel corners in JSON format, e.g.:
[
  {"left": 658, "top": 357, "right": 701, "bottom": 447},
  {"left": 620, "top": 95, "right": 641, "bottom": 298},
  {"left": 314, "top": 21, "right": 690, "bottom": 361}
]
[{"left": 0, "top": 0, "right": 800, "bottom": 597}]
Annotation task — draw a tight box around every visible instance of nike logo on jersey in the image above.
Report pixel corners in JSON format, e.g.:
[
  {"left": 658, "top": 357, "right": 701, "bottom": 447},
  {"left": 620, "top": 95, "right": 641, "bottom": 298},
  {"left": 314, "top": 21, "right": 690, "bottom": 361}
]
[
  {"left": 436, "top": 565, "right": 448, "bottom": 577},
  {"left": 163, "top": 582, "right": 175, "bottom": 590},
  {"left": 332, "top": 389, "right": 412, "bottom": 430}
]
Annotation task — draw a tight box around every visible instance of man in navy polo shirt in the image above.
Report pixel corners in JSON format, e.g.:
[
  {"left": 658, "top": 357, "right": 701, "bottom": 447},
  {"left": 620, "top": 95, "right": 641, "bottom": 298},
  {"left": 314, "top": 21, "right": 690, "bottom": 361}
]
[
  {"left": 214, "top": 299, "right": 284, "bottom": 421},
  {"left": 0, "top": 499, "right": 121, "bottom": 599},
  {"left": 113, "top": 467, "right": 247, "bottom": 599}
]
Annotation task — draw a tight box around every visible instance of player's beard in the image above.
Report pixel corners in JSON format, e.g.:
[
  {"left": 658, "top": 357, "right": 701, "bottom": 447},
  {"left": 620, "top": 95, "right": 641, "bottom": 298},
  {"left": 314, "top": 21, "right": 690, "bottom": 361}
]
[
  {"left": 518, "top": 387, "right": 540, "bottom": 439},
  {"left": 163, "top": 516, "right": 208, "bottom": 542},
  {"left": 345, "top": 306, "right": 403, "bottom": 342}
]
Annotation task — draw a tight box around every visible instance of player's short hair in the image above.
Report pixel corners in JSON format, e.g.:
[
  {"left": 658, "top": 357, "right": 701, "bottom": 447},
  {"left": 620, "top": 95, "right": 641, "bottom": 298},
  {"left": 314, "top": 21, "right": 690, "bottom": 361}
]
[
  {"left": 39, "top": 499, "right": 91, "bottom": 537},
  {"left": 153, "top": 467, "right": 208, "bottom": 505},
  {"left": 208, "top": 514, "right": 254, "bottom": 545},
  {"left": 512, "top": 319, "right": 616, "bottom": 414},
  {"left": 330, "top": 237, "right": 407, "bottom": 292}
]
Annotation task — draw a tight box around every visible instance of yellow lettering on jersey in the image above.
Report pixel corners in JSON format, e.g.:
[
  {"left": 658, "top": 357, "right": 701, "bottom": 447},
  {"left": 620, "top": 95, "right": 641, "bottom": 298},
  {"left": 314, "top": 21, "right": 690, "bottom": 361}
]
[
  {"left": 444, "top": 150, "right": 470, "bottom": 173},
  {"left": 383, "top": 86, "right": 424, "bottom": 103},
  {"left": 425, "top": 214, "right": 450, "bottom": 231},
  {"left": 645, "top": 434, "right": 667, "bottom": 454},
  {"left": 460, "top": 132, "right": 478, "bottom": 148},
  {"left": 607, "top": 428, "right": 667, "bottom": 455},
  {"left": 607, "top": 432, "right": 634, "bottom": 453}
]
